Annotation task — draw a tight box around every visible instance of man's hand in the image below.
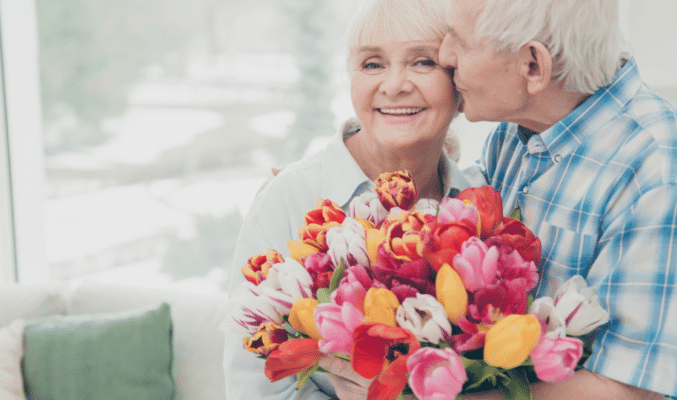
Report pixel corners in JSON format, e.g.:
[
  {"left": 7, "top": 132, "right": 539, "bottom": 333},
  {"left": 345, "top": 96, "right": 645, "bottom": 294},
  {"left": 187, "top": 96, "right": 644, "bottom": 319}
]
[{"left": 319, "top": 355, "right": 373, "bottom": 400}]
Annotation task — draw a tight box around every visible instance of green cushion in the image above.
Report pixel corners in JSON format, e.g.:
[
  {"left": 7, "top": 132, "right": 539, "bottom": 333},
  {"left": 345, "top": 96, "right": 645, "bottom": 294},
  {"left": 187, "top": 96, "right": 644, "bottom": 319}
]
[{"left": 22, "top": 303, "right": 174, "bottom": 400}]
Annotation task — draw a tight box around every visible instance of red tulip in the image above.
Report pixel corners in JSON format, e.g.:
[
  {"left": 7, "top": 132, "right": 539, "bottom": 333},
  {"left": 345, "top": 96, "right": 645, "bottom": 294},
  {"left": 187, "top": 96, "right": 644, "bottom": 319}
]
[
  {"left": 373, "top": 171, "right": 417, "bottom": 212},
  {"left": 351, "top": 322, "right": 421, "bottom": 379},
  {"left": 264, "top": 338, "right": 322, "bottom": 382},
  {"left": 351, "top": 323, "right": 420, "bottom": 400},
  {"left": 422, "top": 219, "right": 478, "bottom": 272},
  {"left": 491, "top": 217, "right": 542, "bottom": 265},
  {"left": 458, "top": 186, "right": 503, "bottom": 239}
]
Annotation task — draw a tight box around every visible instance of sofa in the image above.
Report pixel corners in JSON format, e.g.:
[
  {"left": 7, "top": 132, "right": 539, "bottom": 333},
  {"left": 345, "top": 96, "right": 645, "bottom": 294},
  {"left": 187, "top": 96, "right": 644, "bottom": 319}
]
[{"left": 0, "top": 280, "right": 230, "bottom": 400}]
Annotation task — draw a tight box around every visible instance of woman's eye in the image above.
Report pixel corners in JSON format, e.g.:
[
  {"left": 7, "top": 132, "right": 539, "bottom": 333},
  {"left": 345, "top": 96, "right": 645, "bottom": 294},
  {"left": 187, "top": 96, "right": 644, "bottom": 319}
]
[
  {"left": 363, "top": 62, "right": 382, "bottom": 70},
  {"left": 412, "top": 59, "right": 437, "bottom": 71},
  {"left": 416, "top": 59, "right": 436, "bottom": 67}
]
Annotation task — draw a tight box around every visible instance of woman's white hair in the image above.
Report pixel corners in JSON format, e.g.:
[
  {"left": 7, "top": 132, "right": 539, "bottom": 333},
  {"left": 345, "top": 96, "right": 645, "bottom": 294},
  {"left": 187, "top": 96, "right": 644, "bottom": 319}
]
[
  {"left": 345, "top": 0, "right": 450, "bottom": 58},
  {"left": 474, "top": 0, "right": 625, "bottom": 94}
]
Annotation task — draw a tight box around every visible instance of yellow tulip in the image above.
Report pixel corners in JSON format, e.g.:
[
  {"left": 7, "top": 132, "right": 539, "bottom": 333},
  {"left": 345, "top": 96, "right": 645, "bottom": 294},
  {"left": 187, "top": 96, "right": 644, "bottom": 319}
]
[
  {"left": 354, "top": 217, "right": 375, "bottom": 231},
  {"left": 435, "top": 264, "right": 468, "bottom": 325},
  {"left": 287, "top": 240, "right": 320, "bottom": 264},
  {"left": 288, "top": 298, "right": 323, "bottom": 341},
  {"left": 366, "top": 228, "right": 386, "bottom": 266},
  {"left": 364, "top": 288, "right": 400, "bottom": 327},
  {"left": 484, "top": 314, "right": 541, "bottom": 369}
]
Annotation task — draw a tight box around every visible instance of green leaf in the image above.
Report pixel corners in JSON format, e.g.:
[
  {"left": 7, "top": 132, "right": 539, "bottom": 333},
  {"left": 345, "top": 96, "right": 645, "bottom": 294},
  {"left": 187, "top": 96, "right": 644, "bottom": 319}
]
[
  {"left": 329, "top": 260, "right": 346, "bottom": 293},
  {"left": 509, "top": 207, "right": 522, "bottom": 221},
  {"left": 296, "top": 363, "right": 321, "bottom": 390},
  {"left": 462, "top": 357, "right": 507, "bottom": 391},
  {"left": 497, "top": 369, "right": 532, "bottom": 400},
  {"left": 316, "top": 288, "right": 331, "bottom": 304}
]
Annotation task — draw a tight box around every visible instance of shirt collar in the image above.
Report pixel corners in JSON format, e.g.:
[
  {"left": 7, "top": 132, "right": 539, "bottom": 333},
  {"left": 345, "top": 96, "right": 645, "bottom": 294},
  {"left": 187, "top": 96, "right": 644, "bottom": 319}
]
[
  {"left": 321, "top": 129, "right": 372, "bottom": 209},
  {"left": 528, "top": 55, "right": 642, "bottom": 161},
  {"left": 320, "top": 120, "right": 467, "bottom": 207}
]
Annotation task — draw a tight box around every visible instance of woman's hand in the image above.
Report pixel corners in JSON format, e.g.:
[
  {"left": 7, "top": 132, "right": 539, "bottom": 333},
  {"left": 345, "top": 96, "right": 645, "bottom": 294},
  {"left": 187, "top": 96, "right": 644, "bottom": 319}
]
[{"left": 319, "top": 355, "right": 373, "bottom": 400}]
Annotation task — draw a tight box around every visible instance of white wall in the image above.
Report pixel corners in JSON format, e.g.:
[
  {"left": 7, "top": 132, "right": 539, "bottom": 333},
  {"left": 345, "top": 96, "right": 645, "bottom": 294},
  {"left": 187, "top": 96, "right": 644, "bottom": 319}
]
[{"left": 621, "top": 0, "right": 677, "bottom": 101}]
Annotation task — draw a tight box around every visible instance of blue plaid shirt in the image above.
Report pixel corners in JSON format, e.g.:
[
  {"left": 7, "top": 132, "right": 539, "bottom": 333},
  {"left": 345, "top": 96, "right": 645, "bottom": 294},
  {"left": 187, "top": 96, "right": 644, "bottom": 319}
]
[{"left": 478, "top": 57, "right": 677, "bottom": 397}]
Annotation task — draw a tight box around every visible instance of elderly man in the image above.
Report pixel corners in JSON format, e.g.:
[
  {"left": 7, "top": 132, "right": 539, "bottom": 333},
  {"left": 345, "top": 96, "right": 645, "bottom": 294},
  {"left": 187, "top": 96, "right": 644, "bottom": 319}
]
[{"left": 438, "top": 0, "right": 676, "bottom": 399}]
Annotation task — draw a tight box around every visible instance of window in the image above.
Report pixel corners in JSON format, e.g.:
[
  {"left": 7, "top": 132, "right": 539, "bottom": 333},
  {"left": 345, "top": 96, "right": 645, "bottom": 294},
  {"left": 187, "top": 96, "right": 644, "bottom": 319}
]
[{"left": 1, "top": 0, "right": 676, "bottom": 290}]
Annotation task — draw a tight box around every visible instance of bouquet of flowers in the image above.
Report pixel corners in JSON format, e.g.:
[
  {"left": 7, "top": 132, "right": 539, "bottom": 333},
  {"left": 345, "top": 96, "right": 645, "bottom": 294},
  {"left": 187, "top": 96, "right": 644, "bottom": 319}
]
[{"left": 223, "top": 171, "right": 610, "bottom": 399}]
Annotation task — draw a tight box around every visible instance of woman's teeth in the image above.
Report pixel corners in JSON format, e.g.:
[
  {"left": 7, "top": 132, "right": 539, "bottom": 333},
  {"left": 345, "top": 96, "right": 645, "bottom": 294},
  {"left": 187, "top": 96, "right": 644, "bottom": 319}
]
[{"left": 378, "top": 108, "right": 423, "bottom": 115}]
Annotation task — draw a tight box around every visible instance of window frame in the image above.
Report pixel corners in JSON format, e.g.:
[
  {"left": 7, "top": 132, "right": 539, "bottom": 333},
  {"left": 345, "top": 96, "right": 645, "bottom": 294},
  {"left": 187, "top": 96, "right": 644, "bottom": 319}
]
[{"left": 0, "top": 0, "right": 47, "bottom": 283}]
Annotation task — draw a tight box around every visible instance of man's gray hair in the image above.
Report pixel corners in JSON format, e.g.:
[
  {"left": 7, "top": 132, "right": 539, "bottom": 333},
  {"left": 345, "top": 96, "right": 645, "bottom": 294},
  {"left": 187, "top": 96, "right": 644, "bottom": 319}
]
[{"left": 474, "top": 0, "right": 626, "bottom": 94}]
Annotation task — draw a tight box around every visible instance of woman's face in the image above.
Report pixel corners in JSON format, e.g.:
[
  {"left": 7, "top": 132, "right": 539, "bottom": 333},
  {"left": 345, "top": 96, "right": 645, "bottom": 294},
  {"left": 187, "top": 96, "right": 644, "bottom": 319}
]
[{"left": 349, "top": 33, "right": 457, "bottom": 151}]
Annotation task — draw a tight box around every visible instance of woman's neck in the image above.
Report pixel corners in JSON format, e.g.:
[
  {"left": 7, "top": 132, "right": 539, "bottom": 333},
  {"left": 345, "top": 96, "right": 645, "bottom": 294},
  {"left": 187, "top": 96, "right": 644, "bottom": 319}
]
[{"left": 345, "top": 134, "right": 445, "bottom": 201}]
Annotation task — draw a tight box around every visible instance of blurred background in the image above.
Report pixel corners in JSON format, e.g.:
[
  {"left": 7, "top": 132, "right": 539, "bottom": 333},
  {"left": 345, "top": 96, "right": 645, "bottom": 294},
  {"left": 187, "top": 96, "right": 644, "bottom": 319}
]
[{"left": 0, "top": 0, "right": 675, "bottom": 292}]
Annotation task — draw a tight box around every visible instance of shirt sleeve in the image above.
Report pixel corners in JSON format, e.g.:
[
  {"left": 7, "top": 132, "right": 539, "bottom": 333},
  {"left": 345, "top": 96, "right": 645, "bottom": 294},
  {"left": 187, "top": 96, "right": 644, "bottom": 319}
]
[
  {"left": 585, "top": 183, "right": 677, "bottom": 397},
  {"left": 223, "top": 184, "right": 335, "bottom": 400}
]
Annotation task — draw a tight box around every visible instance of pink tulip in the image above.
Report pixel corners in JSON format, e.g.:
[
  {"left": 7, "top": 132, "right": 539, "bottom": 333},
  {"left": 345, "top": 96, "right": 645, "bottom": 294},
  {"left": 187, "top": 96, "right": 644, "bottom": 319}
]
[
  {"left": 314, "top": 302, "right": 365, "bottom": 355},
  {"left": 437, "top": 197, "right": 479, "bottom": 226},
  {"left": 452, "top": 237, "right": 499, "bottom": 292},
  {"left": 486, "top": 237, "right": 539, "bottom": 292},
  {"left": 331, "top": 265, "right": 373, "bottom": 311},
  {"left": 407, "top": 347, "right": 466, "bottom": 400},
  {"left": 531, "top": 335, "right": 583, "bottom": 383}
]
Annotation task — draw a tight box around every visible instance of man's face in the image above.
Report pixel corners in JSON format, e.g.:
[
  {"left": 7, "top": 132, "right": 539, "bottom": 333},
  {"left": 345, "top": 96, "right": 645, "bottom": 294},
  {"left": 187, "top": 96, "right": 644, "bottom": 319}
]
[{"left": 439, "top": 0, "right": 528, "bottom": 123}]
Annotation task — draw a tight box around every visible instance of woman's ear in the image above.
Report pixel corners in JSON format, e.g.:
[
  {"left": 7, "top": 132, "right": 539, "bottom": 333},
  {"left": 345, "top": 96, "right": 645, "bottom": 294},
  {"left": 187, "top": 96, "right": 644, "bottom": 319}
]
[{"left": 520, "top": 41, "right": 552, "bottom": 95}]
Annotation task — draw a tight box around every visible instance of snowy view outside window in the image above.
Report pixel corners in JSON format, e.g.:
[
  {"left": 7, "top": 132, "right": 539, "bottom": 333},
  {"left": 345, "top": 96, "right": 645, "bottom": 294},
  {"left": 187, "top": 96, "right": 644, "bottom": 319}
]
[
  {"left": 30, "top": 0, "right": 677, "bottom": 292},
  {"left": 38, "top": 0, "right": 363, "bottom": 292}
]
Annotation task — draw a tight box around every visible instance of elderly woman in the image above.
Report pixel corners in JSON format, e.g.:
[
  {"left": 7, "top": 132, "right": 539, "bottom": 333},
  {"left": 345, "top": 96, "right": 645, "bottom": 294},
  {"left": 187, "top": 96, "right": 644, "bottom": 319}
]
[{"left": 223, "top": 0, "right": 469, "bottom": 398}]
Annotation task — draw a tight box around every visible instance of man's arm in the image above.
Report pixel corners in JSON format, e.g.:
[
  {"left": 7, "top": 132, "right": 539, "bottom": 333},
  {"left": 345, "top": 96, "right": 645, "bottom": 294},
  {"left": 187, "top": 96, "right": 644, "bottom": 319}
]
[{"left": 462, "top": 369, "right": 664, "bottom": 400}]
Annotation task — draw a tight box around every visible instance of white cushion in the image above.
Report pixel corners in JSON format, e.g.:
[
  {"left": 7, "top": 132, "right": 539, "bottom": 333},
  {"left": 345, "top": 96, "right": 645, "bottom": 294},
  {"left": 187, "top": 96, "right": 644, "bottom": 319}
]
[
  {"left": 0, "top": 319, "right": 26, "bottom": 400},
  {"left": 68, "top": 281, "right": 229, "bottom": 400},
  {"left": 0, "top": 284, "right": 68, "bottom": 326}
]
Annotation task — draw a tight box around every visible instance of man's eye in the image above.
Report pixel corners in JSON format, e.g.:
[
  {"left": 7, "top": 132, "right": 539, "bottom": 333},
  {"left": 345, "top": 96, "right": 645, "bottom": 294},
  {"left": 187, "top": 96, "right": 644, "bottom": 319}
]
[{"left": 363, "top": 62, "right": 382, "bottom": 69}]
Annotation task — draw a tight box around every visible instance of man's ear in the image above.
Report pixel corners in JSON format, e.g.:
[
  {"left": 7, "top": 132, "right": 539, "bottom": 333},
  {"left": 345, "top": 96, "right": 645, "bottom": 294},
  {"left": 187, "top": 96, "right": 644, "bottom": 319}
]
[{"left": 520, "top": 41, "right": 552, "bottom": 95}]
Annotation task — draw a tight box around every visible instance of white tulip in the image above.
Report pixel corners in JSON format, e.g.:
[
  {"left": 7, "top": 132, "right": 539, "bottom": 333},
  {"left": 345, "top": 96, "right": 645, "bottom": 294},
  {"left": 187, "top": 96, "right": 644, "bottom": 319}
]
[
  {"left": 414, "top": 198, "right": 440, "bottom": 216},
  {"left": 326, "top": 217, "right": 370, "bottom": 268},
  {"left": 529, "top": 297, "right": 567, "bottom": 338},
  {"left": 265, "top": 258, "right": 314, "bottom": 302},
  {"left": 396, "top": 293, "right": 452, "bottom": 344},
  {"left": 223, "top": 281, "right": 293, "bottom": 336},
  {"left": 348, "top": 191, "right": 389, "bottom": 225},
  {"left": 554, "top": 275, "right": 610, "bottom": 336}
]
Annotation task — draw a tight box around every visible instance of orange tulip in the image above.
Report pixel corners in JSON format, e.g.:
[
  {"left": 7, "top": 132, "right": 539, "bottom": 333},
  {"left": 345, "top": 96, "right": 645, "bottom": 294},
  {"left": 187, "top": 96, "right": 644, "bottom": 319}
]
[
  {"left": 383, "top": 211, "right": 428, "bottom": 262},
  {"left": 242, "top": 321, "right": 288, "bottom": 357},
  {"left": 299, "top": 199, "right": 346, "bottom": 251},
  {"left": 241, "top": 249, "right": 284, "bottom": 285}
]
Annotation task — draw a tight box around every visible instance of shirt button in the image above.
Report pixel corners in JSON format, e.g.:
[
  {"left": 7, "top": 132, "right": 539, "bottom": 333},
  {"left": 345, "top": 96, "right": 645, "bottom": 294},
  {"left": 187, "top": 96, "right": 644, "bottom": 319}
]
[
  {"left": 554, "top": 154, "right": 562, "bottom": 162},
  {"left": 522, "top": 185, "right": 529, "bottom": 194}
]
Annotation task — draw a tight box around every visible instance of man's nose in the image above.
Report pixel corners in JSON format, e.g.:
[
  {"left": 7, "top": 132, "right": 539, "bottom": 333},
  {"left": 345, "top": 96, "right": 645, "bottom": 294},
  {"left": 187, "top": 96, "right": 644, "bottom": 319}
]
[
  {"left": 439, "top": 34, "right": 458, "bottom": 69},
  {"left": 379, "top": 66, "right": 413, "bottom": 97}
]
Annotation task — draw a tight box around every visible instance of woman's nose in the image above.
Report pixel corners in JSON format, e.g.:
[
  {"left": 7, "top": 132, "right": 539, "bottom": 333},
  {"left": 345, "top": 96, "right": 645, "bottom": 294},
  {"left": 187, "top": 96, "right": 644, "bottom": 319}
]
[
  {"left": 379, "top": 66, "right": 413, "bottom": 97},
  {"left": 439, "top": 34, "right": 458, "bottom": 69}
]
